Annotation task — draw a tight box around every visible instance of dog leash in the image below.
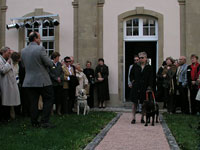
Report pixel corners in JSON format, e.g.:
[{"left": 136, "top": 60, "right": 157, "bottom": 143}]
[{"left": 146, "top": 90, "right": 157, "bottom": 105}]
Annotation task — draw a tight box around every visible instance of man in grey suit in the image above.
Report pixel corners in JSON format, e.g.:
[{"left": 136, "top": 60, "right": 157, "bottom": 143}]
[{"left": 21, "top": 32, "right": 55, "bottom": 128}]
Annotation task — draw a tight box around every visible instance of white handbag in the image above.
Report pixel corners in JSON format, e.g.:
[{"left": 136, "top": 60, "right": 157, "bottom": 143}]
[{"left": 196, "top": 89, "right": 200, "bottom": 101}]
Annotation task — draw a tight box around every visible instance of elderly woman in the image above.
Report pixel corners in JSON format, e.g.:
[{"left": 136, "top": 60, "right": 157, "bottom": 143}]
[
  {"left": 0, "top": 47, "right": 20, "bottom": 121},
  {"left": 95, "top": 58, "right": 110, "bottom": 108},
  {"left": 162, "top": 57, "right": 177, "bottom": 114},
  {"left": 10, "top": 52, "right": 21, "bottom": 117},
  {"left": 75, "top": 63, "right": 88, "bottom": 97}
]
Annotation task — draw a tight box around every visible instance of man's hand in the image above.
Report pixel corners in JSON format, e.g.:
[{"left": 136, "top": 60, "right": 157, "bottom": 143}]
[
  {"left": 7, "top": 58, "right": 11, "bottom": 64},
  {"left": 98, "top": 78, "right": 104, "bottom": 81},
  {"left": 163, "top": 74, "right": 167, "bottom": 78},
  {"left": 192, "top": 81, "right": 196, "bottom": 85},
  {"left": 57, "top": 77, "right": 61, "bottom": 83}
]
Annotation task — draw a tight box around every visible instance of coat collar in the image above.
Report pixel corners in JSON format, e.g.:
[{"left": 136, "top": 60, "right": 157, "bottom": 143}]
[
  {"left": 0, "top": 55, "right": 6, "bottom": 64},
  {"left": 29, "top": 42, "right": 38, "bottom": 46}
]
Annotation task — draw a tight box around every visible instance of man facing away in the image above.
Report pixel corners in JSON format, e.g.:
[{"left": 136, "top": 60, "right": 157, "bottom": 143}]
[{"left": 21, "top": 32, "right": 55, "bottom": 128}]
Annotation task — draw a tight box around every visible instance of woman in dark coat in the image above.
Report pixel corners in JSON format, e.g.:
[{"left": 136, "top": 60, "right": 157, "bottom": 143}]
[
  {"left": 95, "top": 58, "right": 110, "bottom": 108},
  {"left": 162, "top": 57, "right": 177, "bottom": 114},
  {"left": 129, "top": 52, "right": 153, "bottom": 124},
  {"left": 156, "top": 61, "right": 166, "bottom": 107},
  {"left": 83, "top": 61, "right": 95, "bottom": 108}
]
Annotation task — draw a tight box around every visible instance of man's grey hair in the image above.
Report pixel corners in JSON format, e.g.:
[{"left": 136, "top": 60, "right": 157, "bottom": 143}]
[
  {"left": 138, "top": 52, "right": 147, "bottom": 58},
  {"left": 0, "top": 46, "right": 10, "bottom": 55}
]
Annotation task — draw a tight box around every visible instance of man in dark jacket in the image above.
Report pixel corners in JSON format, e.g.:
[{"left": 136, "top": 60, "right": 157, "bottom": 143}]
[
  {"left": 176, "top": 56, "right": 189, "bottom": 114},
  {"left": 129, "top": 52, "right": 153, "bottom": 124},
  {"left": 49, "top": 52, "right": 64, "bottom": 115}
]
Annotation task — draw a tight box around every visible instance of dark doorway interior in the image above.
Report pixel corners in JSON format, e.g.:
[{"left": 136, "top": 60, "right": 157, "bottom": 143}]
[{"left": 125, "top": 41, "right": 157, "bottom": 101}]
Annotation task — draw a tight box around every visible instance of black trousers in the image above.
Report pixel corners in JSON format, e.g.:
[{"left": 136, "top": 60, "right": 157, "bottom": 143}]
[
  {"left": 69, "top": 87, "right": 76, "bottom": 113},
  {"left": 53, "top": 86, "right": 63, "bottom": 111},
  {"left": 178, "top": 84, "right": 189, "bottom": 114},
  {"left": 190, "top": 87, "right": 199, "bottom": 114},
  {"left": 0, "top": 105, "right": 10, "bottom": 121},
  {"left": 26, "top": 85, "right": 54, "bottom": 124},
  {"left": 164, "top": 88, "right": 175, "bottom": 113},
  {"left": 87, "top": 84, "right": 94, "bottom": 108},
  {"left": 20, "top": 87, "right": 30, "bottom": 116},
  {"left": 62, "top": 89, "right": 70, "bottom": 114}
]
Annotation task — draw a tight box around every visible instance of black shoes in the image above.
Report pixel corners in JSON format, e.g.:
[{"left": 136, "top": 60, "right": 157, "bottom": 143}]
[
  {"left": 32, "top": 122, "right": 41, "bottom": 128},
  {"left": 141, "top": 119, "right": 145, "bottom": 123},
  {"left": 131, "top": 119, "right": 145, "bottom": 124},
  {"left": 131, "top": 119, "right": 136, "bottom": 124}
]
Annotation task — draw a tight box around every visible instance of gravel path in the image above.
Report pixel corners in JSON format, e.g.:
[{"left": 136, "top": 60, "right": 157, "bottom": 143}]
[{"left": 95, "top": 113, "right": 170, "bottom": 150}]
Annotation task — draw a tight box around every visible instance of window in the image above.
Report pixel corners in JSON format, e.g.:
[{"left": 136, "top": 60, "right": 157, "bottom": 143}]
[
  {"left": 124, "top": 17, "right": 158, "bottom": 41},
  {"left": 143, "top": 19, "right": 156, "bottom": 36},
  {"left": 25, "top": 21, "right": 55, "bottom": 56},
  {"left": 126, "top": 19, "right": 139, "bottom": 36}
]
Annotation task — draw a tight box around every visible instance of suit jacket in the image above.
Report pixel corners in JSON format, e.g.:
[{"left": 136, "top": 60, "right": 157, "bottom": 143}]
[
  {"left": 62, "top": 64, "right": 75, "bottom": 89},
  {"left": 49, "top": 61, "right": 64, "bottom": 86},
  {"left": 21, "top": 42, "right": 53, "bottom": 87},
  {"left": 129, "top": 63, "right": 153, "bottom": 102},
  {"left": 83, "top": 68, "right": 95, "bottom": 84},
  {"left": 176, "top": 63, "right": 188, "bottom": 87}
]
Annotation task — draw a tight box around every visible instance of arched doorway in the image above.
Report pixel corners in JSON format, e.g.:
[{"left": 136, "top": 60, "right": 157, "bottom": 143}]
[
  {"left": 124, "top": 17, "right": 158, "bottom": 101},
  {"left": 118, "top": 7, "right": 164, "bottom": 102}
]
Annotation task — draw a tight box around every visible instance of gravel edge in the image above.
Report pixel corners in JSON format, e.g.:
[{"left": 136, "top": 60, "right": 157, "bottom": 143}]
[
  {"left": 84, "top": 112, "right": 122, "bottom": 150},
  {"left": 159, "top": 114, "right": 180, "bottom": 150}
]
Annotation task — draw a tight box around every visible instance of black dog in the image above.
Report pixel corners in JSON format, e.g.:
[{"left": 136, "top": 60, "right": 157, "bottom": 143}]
[{"left": 143, "top": 90, "right": 159, "bottom": 126}]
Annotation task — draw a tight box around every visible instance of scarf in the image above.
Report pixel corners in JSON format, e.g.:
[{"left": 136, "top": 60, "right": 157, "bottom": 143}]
[{"left": 191, "top": 63, "right": 199, "bottom": 81}]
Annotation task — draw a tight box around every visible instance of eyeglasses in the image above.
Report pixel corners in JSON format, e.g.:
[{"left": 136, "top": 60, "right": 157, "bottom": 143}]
[
  {"left": 65, "top": 60, "right": 71, "bottom": 63},
  {"left": 134, "top": 59, "right": 139, "bottom": 61},
  {"left": 139, "top": 57, "right": 144, "bottom": 59}
]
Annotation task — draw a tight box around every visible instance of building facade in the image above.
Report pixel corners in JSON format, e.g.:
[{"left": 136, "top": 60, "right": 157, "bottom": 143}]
[{"left": 0, "top": 0, "right": 200, "bottom": 107}]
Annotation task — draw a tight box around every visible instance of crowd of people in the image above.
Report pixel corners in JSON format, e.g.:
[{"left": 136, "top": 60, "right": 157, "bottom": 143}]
[
  {"left": 0, "top": 31, "right": 200, "bottom": 127},
  {"left": 128, "top": 52, "right": 200, "bottom": 124},
  {"left": 0, "top": 31, "right": 110, "bottom": 128}
]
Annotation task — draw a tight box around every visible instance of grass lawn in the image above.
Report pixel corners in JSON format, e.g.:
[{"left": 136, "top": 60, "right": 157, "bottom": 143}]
[
  {"left": 0, "top": 111, "right": 116, "bottom": 150},
  {"left": 163, "top": 113, "right": 200, "bottom": 150}
]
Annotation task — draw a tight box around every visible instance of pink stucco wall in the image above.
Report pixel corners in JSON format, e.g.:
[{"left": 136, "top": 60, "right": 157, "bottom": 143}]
[{"left": 5, "top": 0, "right": 73, "bottom": 58}]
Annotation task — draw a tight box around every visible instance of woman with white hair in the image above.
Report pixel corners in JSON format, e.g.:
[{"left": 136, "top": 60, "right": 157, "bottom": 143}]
[
  {"left": 75, "top": 63, "right": 88, "bottom": 97},
  {"left": 0, "top": 47, "right": 20, "bottom": 121}
]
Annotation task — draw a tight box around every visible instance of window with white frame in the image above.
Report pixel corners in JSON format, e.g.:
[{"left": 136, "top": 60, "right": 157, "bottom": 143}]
[
  {"left": 124, "top": 17, "right": 158, "bottom": 41},
  {"left": 25, "top": 21, "right": 55, "bottom": 56}
]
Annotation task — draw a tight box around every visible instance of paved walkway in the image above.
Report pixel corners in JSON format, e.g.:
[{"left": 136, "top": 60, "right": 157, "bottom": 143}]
[{"left": 95, "top": 113, "right": 170, "bottom": 150}]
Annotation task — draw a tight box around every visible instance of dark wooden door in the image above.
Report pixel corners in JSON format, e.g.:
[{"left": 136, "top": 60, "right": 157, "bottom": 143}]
[{"left": 125, "top": 41, "right": 157, "bottom": 101}]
